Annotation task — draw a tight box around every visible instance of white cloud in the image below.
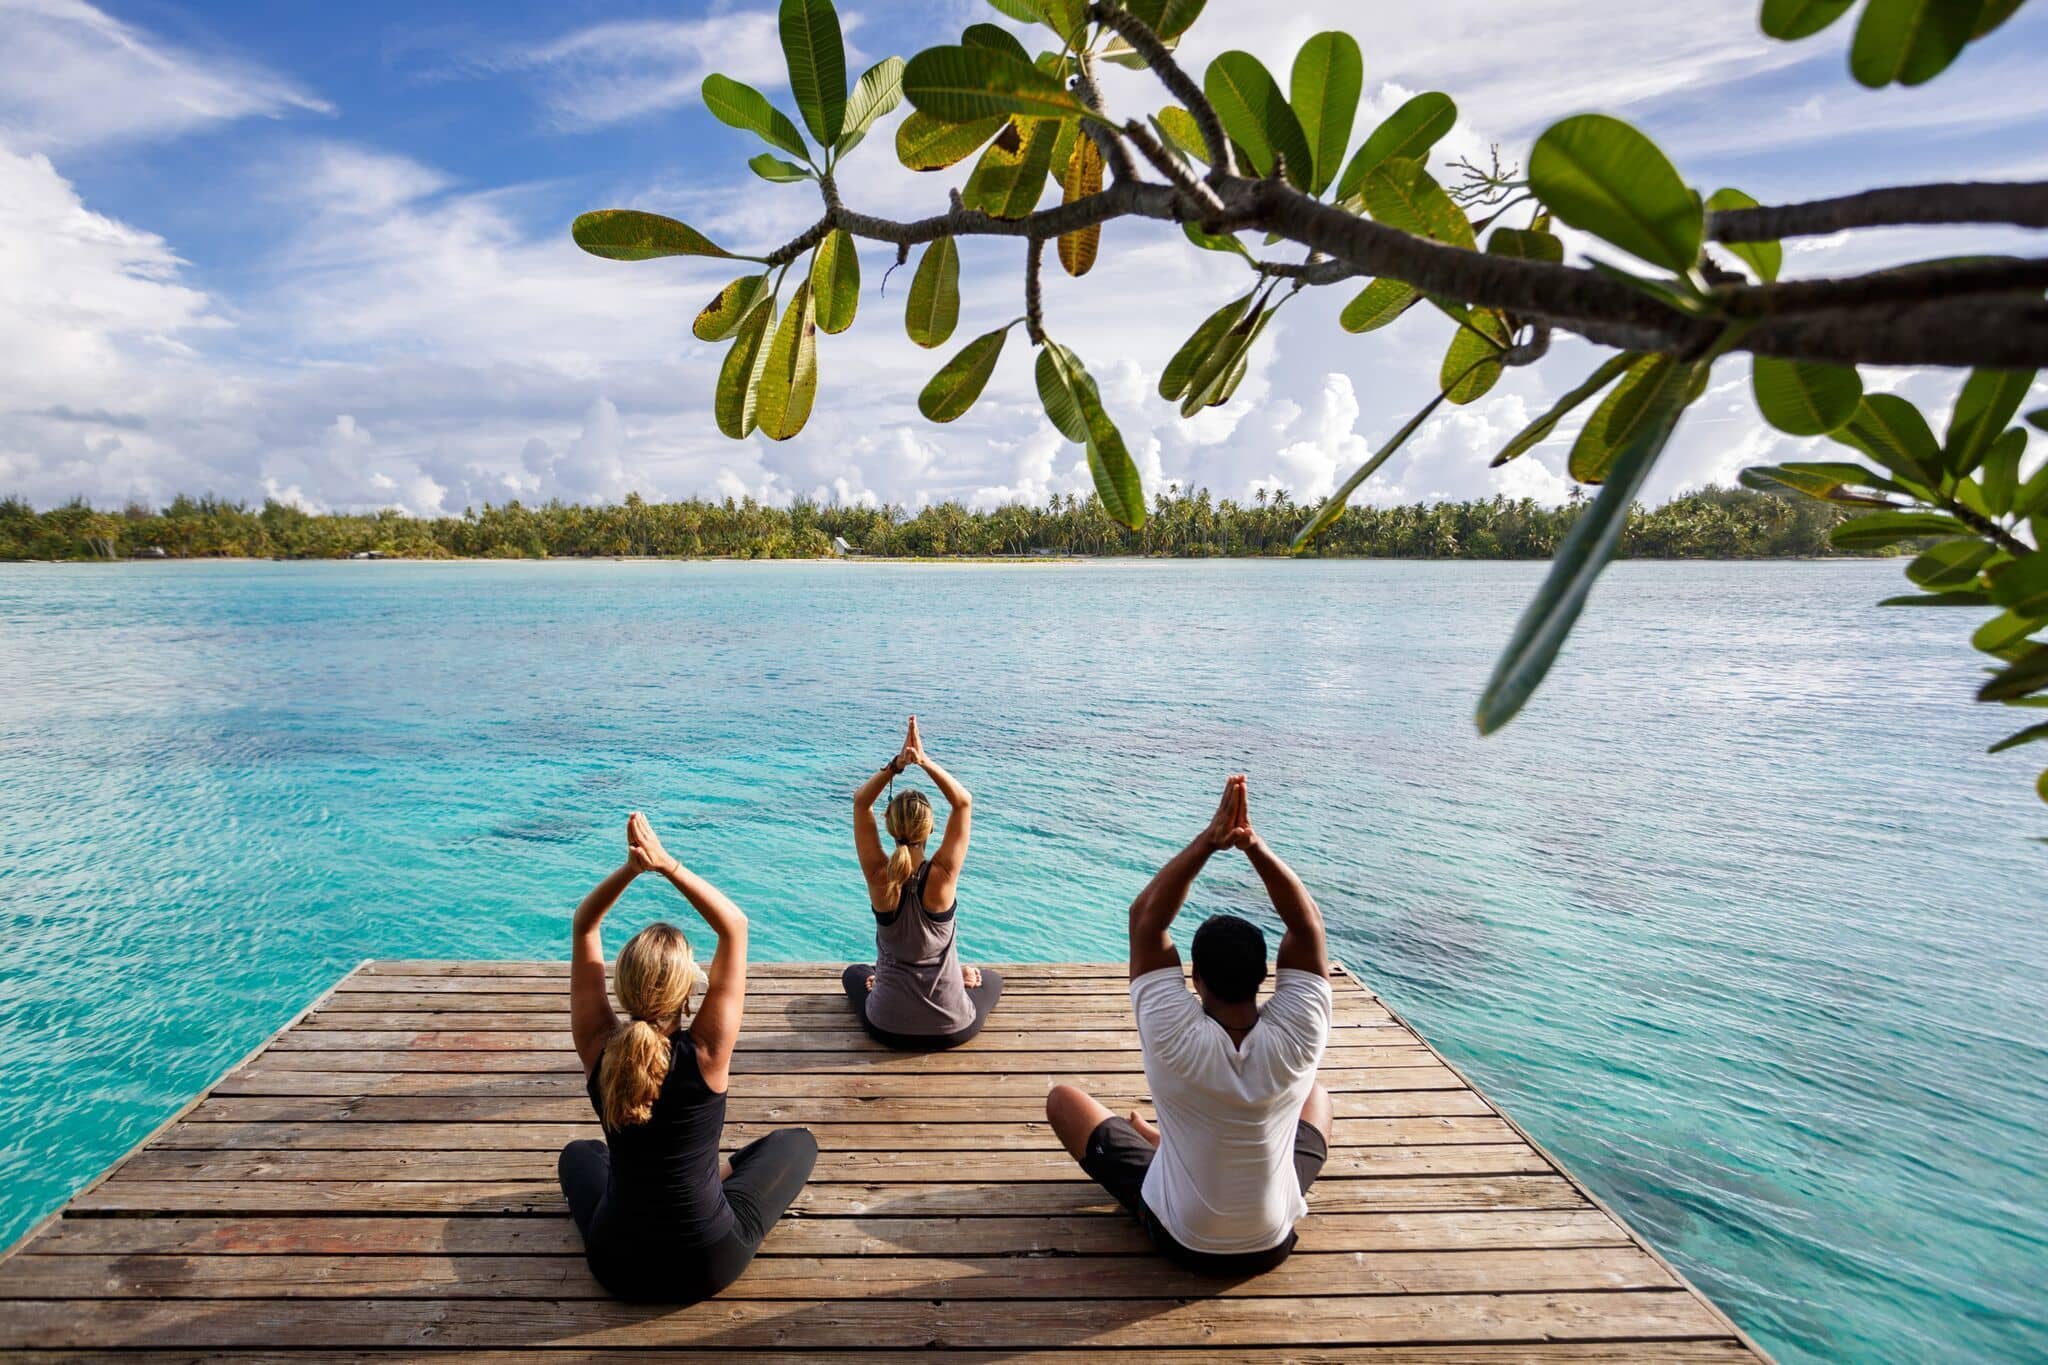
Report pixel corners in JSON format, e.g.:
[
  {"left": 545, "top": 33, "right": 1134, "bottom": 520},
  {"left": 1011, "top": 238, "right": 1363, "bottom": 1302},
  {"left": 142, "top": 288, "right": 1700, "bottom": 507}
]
[{"left": 0, "top": 0, "right": 328, "bottom": 152}]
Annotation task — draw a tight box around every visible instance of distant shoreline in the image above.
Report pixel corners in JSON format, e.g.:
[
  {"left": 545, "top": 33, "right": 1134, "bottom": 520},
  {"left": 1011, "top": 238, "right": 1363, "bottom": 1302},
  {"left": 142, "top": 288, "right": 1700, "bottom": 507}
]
[{"left": 2, "top": 552, "right": 1885, "bottom": 566}]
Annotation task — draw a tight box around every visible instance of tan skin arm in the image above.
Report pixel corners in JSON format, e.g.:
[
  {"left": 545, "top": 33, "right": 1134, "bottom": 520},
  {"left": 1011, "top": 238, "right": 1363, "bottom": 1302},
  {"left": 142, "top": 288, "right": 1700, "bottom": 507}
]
[
  {"left": 1234, "top": 784, "right": 1329, "bottom": 978},
  {"left": 568, "top": 814, "right": 749, "bottom": 1093},
  {"left": 852, "top": 738, "right": 902, "bottom": 894},
  {"left": 1128, "top": 776, "right": 1245, "bottom": 979},
  {"left": 913, "top": 721, "right": 973, "bottom": 914}
]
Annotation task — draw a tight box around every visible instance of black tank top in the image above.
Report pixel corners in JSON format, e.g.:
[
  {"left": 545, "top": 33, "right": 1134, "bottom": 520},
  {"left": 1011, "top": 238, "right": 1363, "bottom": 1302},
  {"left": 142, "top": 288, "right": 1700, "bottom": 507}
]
[{"left": 586, "top": 1030, "right": 735, "bottom": 1247}]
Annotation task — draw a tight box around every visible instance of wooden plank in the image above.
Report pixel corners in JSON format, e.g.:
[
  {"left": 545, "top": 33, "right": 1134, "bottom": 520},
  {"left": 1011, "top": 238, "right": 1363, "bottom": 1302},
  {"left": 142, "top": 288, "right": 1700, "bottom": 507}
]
[
  {"left": 271, "top": 1033, "right": 1432, "bottom": 1066},
  {"left": 329, "top": 975, "right": 1143, "bottom": 997},
  {"left": 0, "top": 1347, "right": 1753, "bottom": 1365},
  {"left": 214, "top": 1063, "right": 1469, "bottom": 1095},
  {"left": 295, "top": 1009, "right": 1401, "bottom": 1032},
  {"left": 109, "top": 1143, "right": 1556, "bottom": 1185},
  {"left": 0, "top": 1292, "right": 1736, "bottom": 1349},
  {"left": 183, "top": 1089, "right": 1496, "bottom": 1124},
  {"left": 153, "top": 1115, "right": 1524, "bottom": 1151},
  {"left": 0, "top": 1247, "right": 1676, "bottom": 1300},
  {"left": 22, "top": 1209, "right": 1639, "bottom": 1258},
  {"left": 69, "top": 1175, "right": 1593, "bottom": 1217}
]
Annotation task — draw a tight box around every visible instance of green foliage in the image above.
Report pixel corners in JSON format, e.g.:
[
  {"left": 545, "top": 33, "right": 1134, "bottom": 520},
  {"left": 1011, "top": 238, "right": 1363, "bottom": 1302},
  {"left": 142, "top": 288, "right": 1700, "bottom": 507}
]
[
  {"left": 695, "top": 274, "right": 770, "bottom": 342},
  {"left": 1491, "top": 353, "right": 1638, "bottom": 467},
  {"left": 838, "top": 57, "right": 906, "bottom": 156},
  {"left": 919, "top": 327, "right": 1011, "bottom": 421},
  {"left": 1360, "top": 157, "right": 1474, "bottom": 247},
  {"left": 1751, "top": 357, "right": 1862, "bottom": 436},
  {"left": 1161, "top": 292, "right": 1255, "bottom": 399},
  {"left": 748, "top": 153, "right": 812, "bottom": 184},
  {"left": 1335, "top": 92, "right": 1456, "bottom": 203},
  {"left": 1760, "top": 0, "right": 1856, "bottom": 39},
  {"left": 903, "top": 44, "right": 1096, "bottom": 124},
  {"left": 1441, "top": 313, "right": 1509, "bottom": 405},
  {"left": 1571, "top": 354, "right": 1688, "bottom": 484},
  {"left": 1288, "top": 32, "right": 1363, "bottom": 197},
  {"left": 754, "top": 280, "right": 820, "bottom": 440},
  {"left": 1528, "top": 114, "right": 1702, "bottom": 273},
  {"left": 1339, "top": 278, "right": 1420, "bottom": 333},
  {"left": 701, "top": 75, "right": 811, "bottom": 163},
  {"left": 1040, "top": 341, "right": 1147, "bottom": 528},
  {"left": 1704, "top": 188, "right": 1782, "bottom": 282},
  {"left": 810, "top": 230, "right": 861, "bottom": 334},
  {"left": 572, "top": 210, "right": 744, "bottom": 262},
  {"left": 1058, "top": 135, "right": 1106, "bottom": 275},
  {"left": 716, "top": 296, "right": 777, "bottom": 439},
  {"left": 905, "top": 237, "right": 961, "bottom": 349},
  {"left": 963, "top": 117, "right": 1062, "bottom": 217},
  {"left": 1759, "top": 0, "right": 2003, "bottom": 85},
  {"left": 780, "top": 0, "right": 848, "bottom": 145},
  {"left": 1946, "top": 368, "right": 2036, "bottom": 476},
  {"left": 1204, "top": 50, "right": 1313, "bottom": 189},
  {"left": 897, "top": 111, "right": 1006, "bottom": 170}
]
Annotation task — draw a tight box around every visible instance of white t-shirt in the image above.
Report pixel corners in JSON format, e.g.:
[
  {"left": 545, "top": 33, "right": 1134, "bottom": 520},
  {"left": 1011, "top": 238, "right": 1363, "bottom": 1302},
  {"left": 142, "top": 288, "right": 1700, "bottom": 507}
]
[{"left": 1131, "top": 964, "right": 1334, "bottom": 1253}]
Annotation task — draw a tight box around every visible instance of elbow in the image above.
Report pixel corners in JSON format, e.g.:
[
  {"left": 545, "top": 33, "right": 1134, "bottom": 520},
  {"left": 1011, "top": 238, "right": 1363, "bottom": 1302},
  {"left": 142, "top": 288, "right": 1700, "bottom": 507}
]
[{"left": 956, "top": 791, "right": 973, "bottom": 811}]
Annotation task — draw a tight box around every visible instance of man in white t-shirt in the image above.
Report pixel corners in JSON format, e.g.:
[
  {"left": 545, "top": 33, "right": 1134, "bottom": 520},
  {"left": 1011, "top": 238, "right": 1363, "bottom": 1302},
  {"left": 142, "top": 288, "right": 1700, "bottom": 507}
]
[{"left": 1046, "top": 774, "right": 1333, "bottom": 1274}]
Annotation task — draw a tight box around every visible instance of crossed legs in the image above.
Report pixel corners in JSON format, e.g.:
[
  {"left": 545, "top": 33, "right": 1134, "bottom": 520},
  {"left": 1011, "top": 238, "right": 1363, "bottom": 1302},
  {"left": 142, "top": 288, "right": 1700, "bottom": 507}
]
[{"left": 1045, "top": 1081, "right": 1332, "bottom": 1160}]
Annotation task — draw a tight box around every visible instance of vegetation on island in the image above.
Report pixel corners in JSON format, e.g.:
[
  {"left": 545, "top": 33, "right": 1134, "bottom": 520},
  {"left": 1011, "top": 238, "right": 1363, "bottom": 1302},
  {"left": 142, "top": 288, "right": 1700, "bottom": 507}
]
[
  {"left": 567, "top": 0, "right": 2047, "bottom": 801},
  {"left": 0, "top": 486, "right": 1851, "bottom": 563}
]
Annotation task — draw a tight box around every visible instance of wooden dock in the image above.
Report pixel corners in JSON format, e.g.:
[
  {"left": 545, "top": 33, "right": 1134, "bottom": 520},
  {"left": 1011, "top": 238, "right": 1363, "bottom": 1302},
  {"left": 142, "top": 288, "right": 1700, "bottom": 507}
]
[{"left": 0, "top": 961, "right": 1767, "bottom": 1360}]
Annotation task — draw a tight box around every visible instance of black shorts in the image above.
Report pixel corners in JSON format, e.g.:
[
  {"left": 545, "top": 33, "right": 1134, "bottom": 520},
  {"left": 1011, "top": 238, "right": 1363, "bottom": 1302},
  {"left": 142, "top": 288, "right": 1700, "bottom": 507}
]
[{"left": 1079, "top": 1114, "right": 1328, "bottom": 1276}]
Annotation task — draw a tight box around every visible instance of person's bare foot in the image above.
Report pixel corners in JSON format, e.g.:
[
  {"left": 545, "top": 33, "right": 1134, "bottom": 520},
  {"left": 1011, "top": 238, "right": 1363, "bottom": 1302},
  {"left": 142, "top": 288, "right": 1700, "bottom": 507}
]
[
  {"left": 962, "top": 965, "right": 983, "bottom": 989},
  {"left": 865, "top": 974, "right": 876, "bottom": 993},
  {"left": 1127, "top": 1110, "right": 1161, "bottom": 1146}
]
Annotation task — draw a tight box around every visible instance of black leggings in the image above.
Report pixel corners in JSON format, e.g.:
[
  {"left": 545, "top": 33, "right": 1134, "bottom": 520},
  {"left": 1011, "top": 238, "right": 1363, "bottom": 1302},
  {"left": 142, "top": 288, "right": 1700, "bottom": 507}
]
[
  {"left": 557, "top": 1127, "right": 817, "bottom": 1303},
  {"left": 842, "top": 964, "right": 1004, "bottom": 1049}
]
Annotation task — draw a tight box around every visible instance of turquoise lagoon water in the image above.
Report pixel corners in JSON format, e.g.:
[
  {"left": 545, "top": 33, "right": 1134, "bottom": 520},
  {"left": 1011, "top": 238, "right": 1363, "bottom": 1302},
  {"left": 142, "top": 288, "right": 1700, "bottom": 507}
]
[{"left": 0, "top": 559, "right": 2041, "bottom": 1360}]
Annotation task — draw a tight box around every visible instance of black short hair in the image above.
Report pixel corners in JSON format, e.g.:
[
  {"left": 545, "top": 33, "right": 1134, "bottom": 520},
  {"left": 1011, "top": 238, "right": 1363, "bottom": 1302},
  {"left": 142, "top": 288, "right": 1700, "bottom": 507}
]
[{"left": 1190, "top": 914, "right": 1267, "bottom": 1003}]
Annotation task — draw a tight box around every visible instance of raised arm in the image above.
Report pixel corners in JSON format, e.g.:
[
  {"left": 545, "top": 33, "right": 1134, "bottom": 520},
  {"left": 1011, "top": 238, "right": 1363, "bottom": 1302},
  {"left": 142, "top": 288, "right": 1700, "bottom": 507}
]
[
  {"left": 1234, "top": 783, "right": 1329, "bottom": 978},
  {"left": 569, "top": 859, "right": 636, "bottom": 1074},
  {"left": 912, "top": 719, "right": 973, "bottom": 911},
  {"left": 625, "top": 813, "right": 751, "bottom": 1091},
  {"left": 1128, "top": 776, "right": 1244, "bottom": 979}
]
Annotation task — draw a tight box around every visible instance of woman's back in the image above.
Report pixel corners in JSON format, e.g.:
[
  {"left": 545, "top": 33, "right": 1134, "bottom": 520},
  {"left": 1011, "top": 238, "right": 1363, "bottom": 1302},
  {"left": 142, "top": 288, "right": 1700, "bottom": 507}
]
[
  {"left": 868, "top": 861, "right": 975, "bottom": 1034},
  {"left": 586, "top": 1033, "right": 734, "bottom": 1247}
]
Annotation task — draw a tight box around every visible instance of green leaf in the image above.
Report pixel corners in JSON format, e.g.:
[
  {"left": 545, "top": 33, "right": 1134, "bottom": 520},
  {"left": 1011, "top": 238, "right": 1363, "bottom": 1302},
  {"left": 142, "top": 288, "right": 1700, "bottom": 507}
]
[
  {"left": 1334, "top": 92, "right": 1456, "bottom": 202},
  {"left": 1975, "top": 608, "right": 2046, "bottom": 655},
  {"left": 1487, "top": 227, "right": 1564, "bottom": 263},
  {"left": 572, "top": 210, "right": 741, "bottom": 262},
  {"left": 1339, "top": 278, "right": 1421, "bottom": 333},
  {"left": 919, "top": 327, "right": 1010, "bottom": 422},
  {"left": 1058, "top": 133, "right": 1105, "bottom": 275},
  {"left": 1946, "top": 368, "right": 2036, "bottom": 476},
  {"left": 1183, "top": 221, "right": 1249, "bottom": 256},
  {"left": 1161, "top": 292, "right": 1254, "bottom": 400},
  {"left": 780, "top": 0, "right": 847, "bottom": 145},
  {"left": 1122, "top": 0, "right": 1209, "bottom": 40},
  {"left": 695, "top": 273, "right": 771, "bottom": 342},
  {"left": 1180, "top": 298, "right": 1272, "bottom": 416},
  {"left": 1035, "top": 344, "right": 1088, "bottom": 442},
  {"left": 748, "top": 153, "right": 812, "bottom": 183},
  {"left": 2028, "top": 406, "right": 2048, "bottom": 433},
  {"left": 905, "top": 237, "right": 960, "bottom": 349},
  {"left": 754, "top": 279, "right": 819, "bottom": 440},
  {"left": 1288, "top": 31, "right": 1362, "bottom": 197},
  {"left": 1752, "top": 357, "right": 1862, "bottom": 436},
  {"left": 1294, "top": 390, "right": 1455, "bottom": 550},
  {"left": 1982, "top": 426, "right": 2027, "bottom": 516},
  {"left": 1492, "top": 352, "right": 1638, "bottom": 466},
  {"left": 1155, "top": 106, "right": 1210, "bottom": 164},
  {"left": 1976, "top": 0, "right": 2027, "bottom": 38},
  {"left": 963, "top": 116, "right": 1061, "bottom": 218},
  {"left": 1988, "top": 721, "right": 2048, "bottom": 755},
  {"left": 1835, "top": 394, "right": 1942, "bottom": 488},
  {"left": 962, "top": 22, "right": 1033, "bottom": 63},
  {"left": 1361, "top": 157, "right": 1474, "bottom": 248},
  {"left": 897, "top": 111, "right": 1006, "bottom": 170},
  {"left": 903, "top": 44, "right": 1095, "bottom": 124},
  {"left": 715, "top": 296, "right": 777, "bottom": 439},
  {"left": 1528, "top": 114, "right": 1702, "bottom": 274},
  {"left": 1761, "top": 0, "right": 1855, "bottom": 39},
  {"left": 1032, "top": 0, "right": 1090, "bottom": 46},
  {"left": 810, "top": 229, "right": 860, "bottom": 334},
  {"left": 1850, "top": 0, "right": 1980, "bottom": 86},
  {"left": 984, "top": 0, "right": 1043, "bottom": 22},
  {"left": 836, "top": 56, "right": 905, "bottom": 156},
  {"left": 1705, "top": 187, "right": 1782, "bottom": 282},
  {"left": 1204, "top": 50, "right": 1313, "bottom": 189},
  {"left": 701, "top": 75, "right": 811, "bottom": 162},
  {"left": 1479, "top": 363, "right": 1703, "bottom": 732},
  {"left": 1881, "top": 591, "right": 1992, "bottom": 606},
  {"left": 1442, "top": 313, "right": 1509, "bottom": 406},
  {"left": 1571, "top": 354, "right": 1688, "bottom": 484},
  {"left": 1907, "top": 539, "right": 1996, "bottom": 590},
  {"left": 1979, "top": 645, "right": 2048, "bottom": 702},
  {"left": 1991, "top": 550, "right": 2048, "bottom": 615},
  {"left": 1828, "top": 509, "right": 1970, "bottom": 550},
  {"left": 1042, "top": 341, "right": 1146, "bottom": 529}
]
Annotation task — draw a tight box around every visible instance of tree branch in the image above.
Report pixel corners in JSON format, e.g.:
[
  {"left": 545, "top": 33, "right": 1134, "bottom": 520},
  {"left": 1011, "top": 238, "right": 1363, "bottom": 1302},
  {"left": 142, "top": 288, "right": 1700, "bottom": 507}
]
[
  {"left": 1073, "top": 52, "right": 1140, "bottom": 185},
  {"left": 1710, "top": 181, "right": 2048, "bottom": 241},
  {"left": 1088, "top": 2, "right": 1235, "bottom": 178}
]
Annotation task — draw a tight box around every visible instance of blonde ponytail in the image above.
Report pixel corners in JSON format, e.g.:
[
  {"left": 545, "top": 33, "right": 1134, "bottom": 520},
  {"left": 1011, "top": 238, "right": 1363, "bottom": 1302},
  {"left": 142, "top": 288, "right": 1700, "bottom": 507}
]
[
  {"left": 878, "top": 789, "right": 934, "bottom": 906},
  {"left": 599, "top": 922, "right": 699, "bottom": 1129}
]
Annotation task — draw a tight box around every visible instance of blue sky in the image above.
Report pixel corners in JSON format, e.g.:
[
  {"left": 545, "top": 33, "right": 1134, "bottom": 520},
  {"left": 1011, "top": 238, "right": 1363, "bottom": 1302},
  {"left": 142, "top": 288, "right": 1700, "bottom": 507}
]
[{"left": 3, "top": 0, "right": 2045, "bottom": 516}]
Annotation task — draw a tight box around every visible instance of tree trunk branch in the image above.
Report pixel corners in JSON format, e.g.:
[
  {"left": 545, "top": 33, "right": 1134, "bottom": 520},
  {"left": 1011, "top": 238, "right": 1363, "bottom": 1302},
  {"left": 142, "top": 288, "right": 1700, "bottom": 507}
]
[{"left": 1710, "top": 181, "right": 2048, "bottom": 240}]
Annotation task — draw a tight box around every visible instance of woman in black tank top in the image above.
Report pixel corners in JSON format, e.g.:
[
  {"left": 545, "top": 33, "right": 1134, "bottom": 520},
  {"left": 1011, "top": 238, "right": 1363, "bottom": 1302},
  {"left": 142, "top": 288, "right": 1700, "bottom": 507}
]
[{"left": 556, "top": 812, "right": 816, "bottom": 1302}]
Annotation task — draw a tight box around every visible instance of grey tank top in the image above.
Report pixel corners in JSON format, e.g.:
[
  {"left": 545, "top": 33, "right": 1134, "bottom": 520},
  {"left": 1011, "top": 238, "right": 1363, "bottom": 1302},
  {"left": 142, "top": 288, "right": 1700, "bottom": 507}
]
[{"left": 867, "top": 861, "right": 975, "bottom": 1035}]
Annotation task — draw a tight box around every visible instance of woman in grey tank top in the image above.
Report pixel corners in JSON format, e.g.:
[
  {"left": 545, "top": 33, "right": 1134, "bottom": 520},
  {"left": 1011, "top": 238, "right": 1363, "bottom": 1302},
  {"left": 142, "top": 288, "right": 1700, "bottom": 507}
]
[{"left": 845, "top": 716, "right": 1003, "bottom": 1049}]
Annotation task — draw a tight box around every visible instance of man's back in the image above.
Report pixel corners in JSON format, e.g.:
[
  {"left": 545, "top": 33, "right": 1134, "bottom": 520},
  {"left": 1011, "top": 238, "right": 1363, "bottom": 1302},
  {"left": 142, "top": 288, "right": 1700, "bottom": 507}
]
[{"left": 1131, "top": 964, "right": 1333, "bottom": 1253}]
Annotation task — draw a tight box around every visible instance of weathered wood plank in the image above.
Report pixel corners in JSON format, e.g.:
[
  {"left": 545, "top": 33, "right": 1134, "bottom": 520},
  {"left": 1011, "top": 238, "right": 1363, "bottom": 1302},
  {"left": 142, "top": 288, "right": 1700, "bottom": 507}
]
[
  {"left": 215, "top": 1063, "right": 1468, "bottom": 1094},
  {"left": 183, "top": 1089, "right": 1496, "bottom": 1124},
  {"left": 110, "top": 1143, "right": 1556, "bottom": 1185},
  {"left": 297, "top": 1009, "right": 1401, "bottom": 1032},
  {"left": 0, "top": 1347, "right": 1753, "bottom": 1365},
  {"left": 0, "top": 1292, "right": 1736, "bottom": 1349},
  {"left": 154, "top": 1115, "right": 1523, "bottom": 1152},
  {"left": 272, "top": 1032, "right": 1432, "bottom": 1065},
  {"left": 330, "top": 975, "right": 1140, "bottom": 997},
  {"left": 68, "top": 1175, "right": 1593, "bottom": 1217},
  {"left": 21, "top": 1209, "right": 1638, "bottom": 1258},
  {"left": 0, "top": 1247, "right": 1676, "bottom": 1300}
]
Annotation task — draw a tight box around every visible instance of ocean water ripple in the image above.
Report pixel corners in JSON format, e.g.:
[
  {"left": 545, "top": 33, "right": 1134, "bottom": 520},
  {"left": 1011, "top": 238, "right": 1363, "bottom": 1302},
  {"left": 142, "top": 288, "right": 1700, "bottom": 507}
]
[{"left": 0, "top": 559, "right": 2041, "bottom": 1361}]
